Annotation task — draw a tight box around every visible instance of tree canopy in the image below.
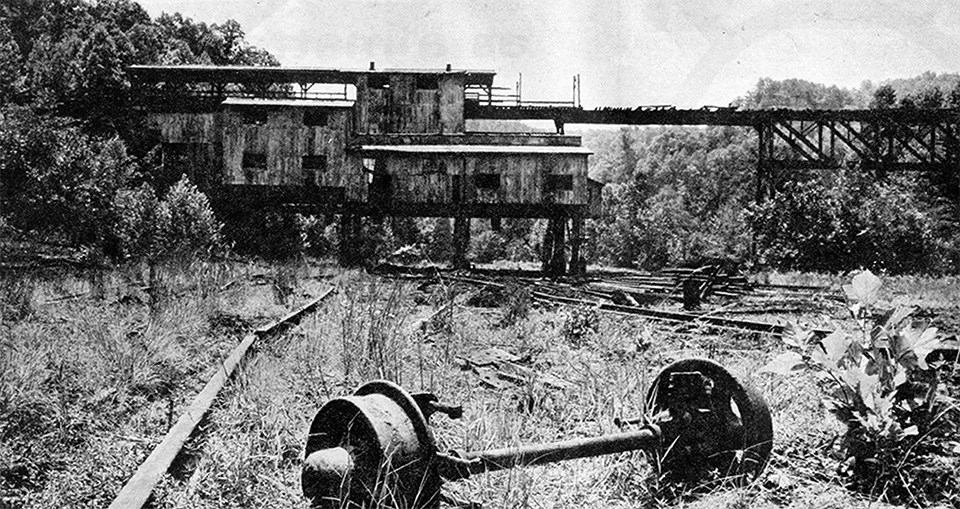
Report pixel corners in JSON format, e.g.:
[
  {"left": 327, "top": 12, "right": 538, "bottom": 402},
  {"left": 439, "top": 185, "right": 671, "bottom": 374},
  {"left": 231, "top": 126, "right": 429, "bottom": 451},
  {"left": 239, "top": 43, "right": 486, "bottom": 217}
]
[
  {"left": 0, "top": 0, "right": 262, "bottom": 259},
  {"left": 0, "top": 0, "right": 278, "bottom": 135}
]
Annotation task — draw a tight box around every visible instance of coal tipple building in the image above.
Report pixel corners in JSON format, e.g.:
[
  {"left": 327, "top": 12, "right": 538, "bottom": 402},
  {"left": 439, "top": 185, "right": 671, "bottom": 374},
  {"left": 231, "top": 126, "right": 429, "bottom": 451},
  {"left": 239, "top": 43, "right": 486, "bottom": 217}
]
[{"left": 130, "top": 63, "right": 601, "bottom": 275}]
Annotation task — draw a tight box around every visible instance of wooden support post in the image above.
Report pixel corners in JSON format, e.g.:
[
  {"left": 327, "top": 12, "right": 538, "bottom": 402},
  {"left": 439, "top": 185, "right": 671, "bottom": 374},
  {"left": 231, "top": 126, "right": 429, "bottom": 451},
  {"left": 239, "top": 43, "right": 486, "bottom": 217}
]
[
  {"left": 542, "top": 216, "right": 567, "bottom": 277},
  {"left": 752, "top": 125, "right": 765, "bottom": 263},
  {"left": 569, "top": 215, "right": 585, "bottom": 276},
  {"left": 338, "top": 214, "right": 358, "bottom": 267},
  {"left": 682, "top": 278, "right": 702, "bottom": 311},
  {"left": 541, "top": 219, "right": 553, "bottom": 274},
  {"left": 453, "top": 215, "right": 471, "bottom": 270},
  {"left": 755, "top": 124, "right": 768, "bottom": 204},
  {"left": 554, "top": 217, "right": 567, "bottom": 276}
]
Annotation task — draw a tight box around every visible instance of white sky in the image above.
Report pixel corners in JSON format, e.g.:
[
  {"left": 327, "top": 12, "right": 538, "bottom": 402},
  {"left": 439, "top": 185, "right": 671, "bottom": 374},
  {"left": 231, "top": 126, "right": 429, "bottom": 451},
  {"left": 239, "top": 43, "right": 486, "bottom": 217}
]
[{"left": 136, "top": 0, "right": 960, "bottom": 108}]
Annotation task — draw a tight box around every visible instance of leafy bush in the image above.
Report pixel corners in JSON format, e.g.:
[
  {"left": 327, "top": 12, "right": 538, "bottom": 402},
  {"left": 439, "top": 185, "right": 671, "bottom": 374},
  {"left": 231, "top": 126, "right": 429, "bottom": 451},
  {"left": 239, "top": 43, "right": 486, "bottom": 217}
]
[
  {"left": 752, "top": 171, "right": 943, "bottom": 273},
  {"left": 471, "top": 230, "right": 508, "bottom": 263},
  {"left": 156, "top": 175, "right": 223, "bottom": 256},
  {"left": 0, "top": 107, "right": 137, "bottom": 249},
  {"left": 224, "top": 208, "right": 303, "bottom": 260},
  {"left": 763, "top": 271, "right": 959, "bottom": 505},
  {"left": 422, "top": 218, "right": 453, "bottom": 263},
  {"left": 299, "top": 215, "right": 337, "bottom": 258},
  {"left": 352, "top": 218, "right": 398, "bottom": 265},
  {"left": 111, "top": 183, "right": 161, "bottom": 261},
  {"left": 498, "top": 282, "right": 532, "bottom": 327},
  {"left": 110, "top": 175, "right": 223, "bottom": 263},
  {"left": 560, "top": 305, "right": 600, "bottom": 345}
]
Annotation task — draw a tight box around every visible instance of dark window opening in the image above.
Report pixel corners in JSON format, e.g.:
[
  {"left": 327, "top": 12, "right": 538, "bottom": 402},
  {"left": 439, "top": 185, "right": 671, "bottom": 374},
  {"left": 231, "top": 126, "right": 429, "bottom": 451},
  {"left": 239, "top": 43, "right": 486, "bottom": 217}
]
[
  {"left": 475, "top": 173, "right": 500, "bottom": 190},
  {"left": 545, "top": 174, "right": 573, "bottom": 192},
  {"left": 302, "top": 155, "right": 326, "bottom": 171},
  {"left": 243, "top": 152, "right": 266, "bottom": 168},
  {"left": 416, "top": 75, "right": 439, "bottom": 90},
  {"left": 371, "top": 173, "right": 392, "bottom": 201},
  {"left": 368, "top": 75, "right": 390, "bottom": 89},
  {"left": 303, "top": 109, "right": 328, "bottom": 127},
  {"left": 242, "top": 109, "right": 268, "bottom": 125}
]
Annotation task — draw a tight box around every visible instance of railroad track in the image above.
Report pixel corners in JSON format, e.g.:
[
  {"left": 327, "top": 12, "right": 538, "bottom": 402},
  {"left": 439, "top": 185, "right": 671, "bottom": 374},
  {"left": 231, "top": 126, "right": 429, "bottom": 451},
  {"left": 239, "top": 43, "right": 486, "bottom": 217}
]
[{"left": 107, "top": 287, "right": 336, "bottom": 509}]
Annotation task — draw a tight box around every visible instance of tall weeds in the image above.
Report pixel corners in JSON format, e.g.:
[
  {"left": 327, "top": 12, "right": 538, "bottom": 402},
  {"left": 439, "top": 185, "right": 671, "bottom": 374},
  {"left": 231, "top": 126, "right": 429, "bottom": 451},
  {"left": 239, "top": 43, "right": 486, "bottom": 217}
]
[
  {"left": 1, "top": 259, "right": 246, "bottom": 507},
  {"left": 0, "top": 270, "right": 35, "bottom": 321},
  {"left": 337, "top": 274, "right": 411, "bottom": 384}
]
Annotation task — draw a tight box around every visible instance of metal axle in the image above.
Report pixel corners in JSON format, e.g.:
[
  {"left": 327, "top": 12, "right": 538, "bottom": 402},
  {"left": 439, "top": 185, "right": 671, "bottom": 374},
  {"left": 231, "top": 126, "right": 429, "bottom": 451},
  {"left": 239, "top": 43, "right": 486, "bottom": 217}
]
[
  {"left": 447, "top": 424, "right": 661, "bottom": 479},
  {"left": 302, "top": 358, "right": 773, "bottom": 508}
]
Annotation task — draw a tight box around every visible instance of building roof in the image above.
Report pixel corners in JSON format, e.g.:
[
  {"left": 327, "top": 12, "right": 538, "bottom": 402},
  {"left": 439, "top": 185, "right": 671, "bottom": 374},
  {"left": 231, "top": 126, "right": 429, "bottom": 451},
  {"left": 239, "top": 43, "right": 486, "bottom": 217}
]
[
  {"left": 128, "top": 65, "right": 496, "bottom": 87},
  {"left": 222, "top": 97, "right": 355, "bottom": 108},
  {"left": 360, "top": 145, "right": 592, "bottom": 155}
]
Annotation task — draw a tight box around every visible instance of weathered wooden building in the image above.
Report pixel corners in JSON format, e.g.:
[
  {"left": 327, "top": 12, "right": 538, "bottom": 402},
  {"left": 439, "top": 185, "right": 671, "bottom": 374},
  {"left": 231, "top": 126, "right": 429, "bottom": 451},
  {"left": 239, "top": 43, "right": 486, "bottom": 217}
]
[{"left": 130, "top": 64, "right": 601, "bottom": 274}]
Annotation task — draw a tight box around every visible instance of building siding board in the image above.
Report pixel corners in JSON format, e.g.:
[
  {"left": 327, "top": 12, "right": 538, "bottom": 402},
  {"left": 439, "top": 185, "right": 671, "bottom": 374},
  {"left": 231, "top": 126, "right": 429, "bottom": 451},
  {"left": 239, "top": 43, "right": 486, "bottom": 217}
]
[
  {"left": 355, "top": 75, "right": 369, "bottom": 134},
  {"left": 376, "top": 152, "right": 588, "bottom": 206},
  {"left": 389, "top": 75, "right": 413, "bottom": 132},
  {"left": 413, "top": 90, "right": 440, "bottom": 132},
  {"left": 367, "top": 88, "right": 388, "bottom": 134},
  {"left": 439, "top": 74, "right": 465, "bottom": 133},
  {"left": 150, "top": 113, "right": 217, "bottom": 143},
  {"left": 144, "top": 68, "right": 598, "bottom": 213}
]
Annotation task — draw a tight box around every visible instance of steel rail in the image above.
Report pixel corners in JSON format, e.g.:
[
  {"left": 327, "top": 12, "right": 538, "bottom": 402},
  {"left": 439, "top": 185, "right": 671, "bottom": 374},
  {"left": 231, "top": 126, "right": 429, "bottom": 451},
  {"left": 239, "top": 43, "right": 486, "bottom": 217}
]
[{"left": 107, "top": 287, "right": 336, "bottom": 509}]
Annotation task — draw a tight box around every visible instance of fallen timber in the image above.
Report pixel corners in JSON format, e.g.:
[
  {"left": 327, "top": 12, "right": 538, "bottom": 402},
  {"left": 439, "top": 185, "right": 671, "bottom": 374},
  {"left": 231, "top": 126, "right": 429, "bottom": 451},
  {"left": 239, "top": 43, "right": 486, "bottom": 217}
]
[
  {"left": 373, "top": 263, "right": 841, "bottom": 335},
  {"left": 446, "top": 275, "right": 833, "bottom": 337},
  {"left": 108, "top": 288, "right": 336, "bottom": 509},
  {"left": 424, "top": 271, "right": 958, "bottom": 362},
  {"left": 375, "top": 262, "right": 840, "bottom": 304}
]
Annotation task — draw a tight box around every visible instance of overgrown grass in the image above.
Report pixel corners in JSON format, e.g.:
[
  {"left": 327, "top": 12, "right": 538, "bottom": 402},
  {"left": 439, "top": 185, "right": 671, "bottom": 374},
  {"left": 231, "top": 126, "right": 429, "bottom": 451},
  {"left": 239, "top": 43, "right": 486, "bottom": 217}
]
[
  {"left": 148, "top": 269, "right": 955, "bottom": 509},
  {"left": 0, "top": 258, "right": 312, "bottom": 507},
  {"left": 6, "top": 267, "right": 958, "bottom": 508}
]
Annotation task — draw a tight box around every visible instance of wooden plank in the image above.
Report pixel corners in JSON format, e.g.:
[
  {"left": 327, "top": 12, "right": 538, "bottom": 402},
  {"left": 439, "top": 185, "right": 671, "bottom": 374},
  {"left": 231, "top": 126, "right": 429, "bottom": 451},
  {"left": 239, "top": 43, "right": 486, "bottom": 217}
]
[
  {"left": 448, "top": 275, "right": 831, "bottom": 337},
  {"left": 328, "top": 111, "right": 348, "bottom": 184},
  {"left": 440, "top": 74, "right": 465, "bottom": 133},
  {"left": 151, "top": 113, "right": 216, "bottom": 143},
  {"left": 222, "top": 125, "right": 244, "bottom": 184},
  {"left": 107, "top": 288, "right": 335, "bottom": 509}
]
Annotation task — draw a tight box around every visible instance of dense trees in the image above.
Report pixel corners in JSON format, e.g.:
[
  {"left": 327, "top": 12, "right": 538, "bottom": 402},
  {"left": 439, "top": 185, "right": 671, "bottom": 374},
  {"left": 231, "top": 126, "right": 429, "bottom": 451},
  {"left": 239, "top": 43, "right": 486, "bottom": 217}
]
[
  {"left": 583, "top": 74, "right": 960, "bottom": 274},
  {"left": 737, "top": 77, "right": 864, "bottom": 109},
  {"left": 0, "top": 107, "right": 135, "bottom": 248},
  {"left": 0, "top": 0, "right": 276, "bottom": 263},
  {"left": 584, "top": 126, "right": 755, "bottom": 268},
  {"left": 1, "top": 0, "right": 277, "bottom": 134}
]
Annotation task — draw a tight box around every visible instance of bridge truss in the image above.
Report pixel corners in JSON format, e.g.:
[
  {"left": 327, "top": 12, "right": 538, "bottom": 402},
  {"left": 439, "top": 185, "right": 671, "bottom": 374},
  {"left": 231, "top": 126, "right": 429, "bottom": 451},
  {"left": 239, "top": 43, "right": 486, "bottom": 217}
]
[{"left": 465, "top": 103, "right": 960, "bottom": 200}]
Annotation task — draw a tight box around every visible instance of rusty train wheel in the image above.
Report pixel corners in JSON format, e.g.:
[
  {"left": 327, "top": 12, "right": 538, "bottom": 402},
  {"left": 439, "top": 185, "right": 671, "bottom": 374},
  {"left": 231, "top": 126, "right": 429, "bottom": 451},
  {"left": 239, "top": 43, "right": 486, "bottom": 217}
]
[{"left": 644, "top": 358, "right": 773, "bottom": 485}]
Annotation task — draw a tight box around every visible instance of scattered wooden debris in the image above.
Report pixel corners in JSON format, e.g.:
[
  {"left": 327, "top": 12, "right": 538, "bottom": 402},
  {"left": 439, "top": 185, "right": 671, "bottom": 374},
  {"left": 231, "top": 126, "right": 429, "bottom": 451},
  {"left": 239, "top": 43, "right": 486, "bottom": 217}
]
[{"left": 457, "top": 347, "right": 572, "bottom": 391}]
